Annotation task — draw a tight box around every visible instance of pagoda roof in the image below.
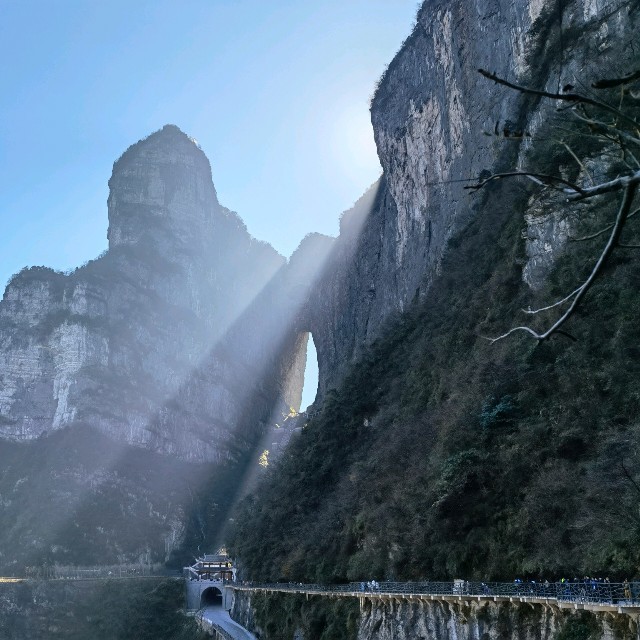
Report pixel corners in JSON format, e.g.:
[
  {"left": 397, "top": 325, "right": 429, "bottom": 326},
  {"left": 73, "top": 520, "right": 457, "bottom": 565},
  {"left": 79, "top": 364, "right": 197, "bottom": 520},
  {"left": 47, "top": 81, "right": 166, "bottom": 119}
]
[{"left": 200, "top": 554, "right": 231, "bottom": 563}]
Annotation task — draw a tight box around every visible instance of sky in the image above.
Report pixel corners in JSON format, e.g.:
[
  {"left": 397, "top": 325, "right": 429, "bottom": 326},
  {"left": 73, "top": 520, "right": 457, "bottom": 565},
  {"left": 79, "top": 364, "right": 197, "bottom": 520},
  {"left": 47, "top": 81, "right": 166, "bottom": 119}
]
[{"left": 0, "top": 0, "right": 418, "bottom": 408}]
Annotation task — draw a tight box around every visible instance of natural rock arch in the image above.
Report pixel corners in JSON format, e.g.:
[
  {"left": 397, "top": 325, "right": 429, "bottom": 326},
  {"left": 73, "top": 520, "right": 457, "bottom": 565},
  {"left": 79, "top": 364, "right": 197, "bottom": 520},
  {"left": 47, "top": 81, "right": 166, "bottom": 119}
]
[{"left": 299, "top": 331, "right": 319, "bottom": 410}]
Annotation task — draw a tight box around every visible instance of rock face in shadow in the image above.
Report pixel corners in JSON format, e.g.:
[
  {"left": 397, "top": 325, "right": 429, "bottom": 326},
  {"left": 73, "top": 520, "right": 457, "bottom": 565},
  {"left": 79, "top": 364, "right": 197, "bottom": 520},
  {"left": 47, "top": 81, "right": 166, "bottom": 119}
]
[
  {"left": 230, "top": 590, "right": 639, "bottom": 640},
  {"left": 357, "top": 597, "right": 640, "bottom": 640},
  {"left": 0, "top": 578, "right": 198, "bottom": 640}
]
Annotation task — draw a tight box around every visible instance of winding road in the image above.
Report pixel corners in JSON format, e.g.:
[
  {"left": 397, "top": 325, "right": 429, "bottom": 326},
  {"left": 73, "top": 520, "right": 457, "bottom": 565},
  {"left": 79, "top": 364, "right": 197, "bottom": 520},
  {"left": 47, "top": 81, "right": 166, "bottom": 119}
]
[{"left": 199, "top": 606, "right": 256, "bottom": 640}]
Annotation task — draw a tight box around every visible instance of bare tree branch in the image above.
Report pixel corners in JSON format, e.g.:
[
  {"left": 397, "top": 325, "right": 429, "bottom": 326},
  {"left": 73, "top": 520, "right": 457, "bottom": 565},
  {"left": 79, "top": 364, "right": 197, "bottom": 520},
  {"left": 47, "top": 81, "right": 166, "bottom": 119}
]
[
  {"left": 483, "top": 326, "right": 545, "bottom": 342},
  {"left": 572, "top": 224, "right": 615, "bottom": 242},
  {"left": 592, "top": 70, "right": 640, "bottom": 89},
  {"left": 478, "top": 69, "right": 640, "bottom": 128},
  {"left": 622, "top": 147, "right": 640, "bottom": 170},
  {"left": 475, "top": 70, "right": 640, "bottom": 344},
  {"left": 620, "top": 458, "right": 640, "bottom": 496},
  {"left": 465, "top": 171, "right": 585, "bottom": 194},
  {"left": 560, "top": 141, "right": 595, "bottom": 185},
  {"left": 571, "top": 206, "right": 640, "bottom": 242},
  {"left": 569, "top": 111, "right": 640, "bottom": 149},
  {"left": 568, "top": 170, "right": 640, "bottom": 200}
]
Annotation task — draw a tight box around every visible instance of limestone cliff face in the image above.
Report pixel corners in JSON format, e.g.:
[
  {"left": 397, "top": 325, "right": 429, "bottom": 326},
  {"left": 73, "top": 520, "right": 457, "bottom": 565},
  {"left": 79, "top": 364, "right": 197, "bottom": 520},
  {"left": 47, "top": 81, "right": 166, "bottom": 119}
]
[
  {"left": 302, "top": 0, "right": 639, "bottom": 394},
  {"left": 0, "top": 125, "right": 284, "bottom": 462},
  {"left": 0, "top": 125, "right": 300, "bottom": 569},
  {"left": 357, "top": 598, "right": 639, "bottom": 640},
  {"left": 371, "top": 0, "right": 638, "bottom": 292}
]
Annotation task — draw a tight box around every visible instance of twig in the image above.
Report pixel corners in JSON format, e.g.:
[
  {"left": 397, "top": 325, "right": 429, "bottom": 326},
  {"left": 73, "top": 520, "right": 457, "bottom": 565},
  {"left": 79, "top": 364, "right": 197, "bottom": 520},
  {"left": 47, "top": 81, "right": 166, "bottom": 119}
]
[
  {"left": 521, "top": 286, "right": 583, "bottom": 314},
  {"left": 592, "top": 70, "right": 640, "bottom": 89},
  {"left": 571, "top": 206, "right": 640, "bottom": 242},
  {"left": 620, "top": 458, "right": 640, "bottom": 496},
  {"left": 572, "top": 223, "right": 615, "bottom": 242},
  {"left": 620, "top": 143, "right": 640, "bottom": 170},
  {"left": 554, "top": 330, "right": 578, "bottom": 342},
  {"left": 483, "top": 326, "right": 545, "bottom": 342},
  {"left": 569, "top": 111, "right": 640, "bottom": 149},
  {"left": 488, "top": 183, "right": 638, "bottom": 342},
  {"left": 567, "top": 170, "right": 640, "bottom": 200},
  {"left": 560, "top": 141, "right": 595, "bottom": 186}
]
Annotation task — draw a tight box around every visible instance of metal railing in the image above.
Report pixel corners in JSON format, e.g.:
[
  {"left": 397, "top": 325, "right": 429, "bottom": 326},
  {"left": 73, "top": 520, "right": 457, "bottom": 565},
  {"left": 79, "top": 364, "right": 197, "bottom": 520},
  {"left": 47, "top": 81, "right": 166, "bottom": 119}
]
[
  {"left": 23, "top": 564, "right": 179, "bottom": 580},
  {"left": 210, "top": 625, "right": 235, "bottom": 640},
  {"left": 232, "top": 580, "right": 640, "bottom": 607}
]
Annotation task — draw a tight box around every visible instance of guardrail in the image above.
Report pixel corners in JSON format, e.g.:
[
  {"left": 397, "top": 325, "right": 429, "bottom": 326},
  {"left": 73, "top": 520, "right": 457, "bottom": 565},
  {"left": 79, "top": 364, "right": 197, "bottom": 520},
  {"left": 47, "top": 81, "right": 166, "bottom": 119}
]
[
  {"left": 232, "top": 580, "right": 640, "bottom": 606},
  {"left": 195, "top": 612, "right": 236, "bottom": 640},
  {"left": 23, "top": 565, "right": 181, "bottom": 580},
  {"left": 210, "top": 624, "right": 235, "bottom": 640}
]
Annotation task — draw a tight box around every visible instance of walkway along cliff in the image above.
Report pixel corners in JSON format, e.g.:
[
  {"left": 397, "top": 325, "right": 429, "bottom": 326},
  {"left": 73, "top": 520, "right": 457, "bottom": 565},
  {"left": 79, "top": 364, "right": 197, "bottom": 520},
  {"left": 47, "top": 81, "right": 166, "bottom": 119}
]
[{"left": 228, "top": 581, "right": 640, "bottom": 640}]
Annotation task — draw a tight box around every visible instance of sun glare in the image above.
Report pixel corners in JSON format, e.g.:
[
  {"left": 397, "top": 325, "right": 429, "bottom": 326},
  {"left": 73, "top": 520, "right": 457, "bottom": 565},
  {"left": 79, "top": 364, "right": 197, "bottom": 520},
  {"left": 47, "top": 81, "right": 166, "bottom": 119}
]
[{"left": 331, "top": 104, "right": 381, "bottom": 178}]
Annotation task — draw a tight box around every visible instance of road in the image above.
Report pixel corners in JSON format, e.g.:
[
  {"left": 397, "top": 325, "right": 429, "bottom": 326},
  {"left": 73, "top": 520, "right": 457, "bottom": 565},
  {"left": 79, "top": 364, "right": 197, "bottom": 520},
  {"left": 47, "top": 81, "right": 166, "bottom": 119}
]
[{"left": 200, "top": 606, "right": 257, "bottom": 640}]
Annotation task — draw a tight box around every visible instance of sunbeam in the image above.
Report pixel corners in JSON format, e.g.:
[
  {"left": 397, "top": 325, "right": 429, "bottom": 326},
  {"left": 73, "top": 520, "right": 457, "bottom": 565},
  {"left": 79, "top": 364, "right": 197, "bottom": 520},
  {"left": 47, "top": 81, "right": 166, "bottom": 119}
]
[{"left": 214, "top": 180, "right": 382, "bottom": 550}]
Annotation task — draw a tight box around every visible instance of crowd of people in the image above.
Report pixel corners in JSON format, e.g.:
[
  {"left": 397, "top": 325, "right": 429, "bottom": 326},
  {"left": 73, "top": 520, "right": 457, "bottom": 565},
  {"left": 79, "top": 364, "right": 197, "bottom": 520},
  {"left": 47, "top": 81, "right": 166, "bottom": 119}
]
[
  {"left": 352, "top": 577, "right": 639, "bottom": 602},
  {"left": 242, "top": 578, "right": 640, "bottom": 604},
  {"left": 509, "top": 576, "right": 636, "bottom": 600}
]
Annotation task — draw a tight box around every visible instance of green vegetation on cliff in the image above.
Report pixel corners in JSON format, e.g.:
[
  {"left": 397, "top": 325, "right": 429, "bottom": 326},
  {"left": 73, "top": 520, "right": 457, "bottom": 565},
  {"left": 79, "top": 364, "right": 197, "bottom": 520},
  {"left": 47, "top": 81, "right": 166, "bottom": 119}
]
[
  {"left": 0, "top": 578, "right": 207, "bottom": 640},
  {"left": 241, "top": 593, "right": 359, "bottom": 640},
  {"left": 229, "top": 168, "right": 640, "bottom": 582}
]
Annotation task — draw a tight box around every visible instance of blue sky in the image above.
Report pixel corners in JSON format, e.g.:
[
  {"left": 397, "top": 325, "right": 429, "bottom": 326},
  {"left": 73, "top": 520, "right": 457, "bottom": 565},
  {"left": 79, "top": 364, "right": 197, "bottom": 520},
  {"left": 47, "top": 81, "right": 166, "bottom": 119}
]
[{"left": 0, "top": 0, "right": 418, "bottom": 407}]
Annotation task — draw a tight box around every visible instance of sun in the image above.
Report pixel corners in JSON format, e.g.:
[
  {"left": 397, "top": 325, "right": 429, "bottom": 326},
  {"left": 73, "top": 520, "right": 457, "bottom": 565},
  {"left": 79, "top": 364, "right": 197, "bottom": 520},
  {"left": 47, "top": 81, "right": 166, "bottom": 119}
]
[{"left": 330, "top": 103, "right": 381, "bottom": 182}]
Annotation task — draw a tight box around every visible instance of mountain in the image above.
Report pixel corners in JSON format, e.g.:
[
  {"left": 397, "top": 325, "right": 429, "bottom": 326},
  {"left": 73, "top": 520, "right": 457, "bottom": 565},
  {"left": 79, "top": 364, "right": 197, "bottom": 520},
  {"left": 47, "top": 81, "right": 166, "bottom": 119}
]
[
  {"left": 0, "top": 124, "right": 286, "bottom": 460},
  {"left": 1, "top": 0, "right": 638, "bottom": 599},
  {"left": 0, "top": 124, "right": 320, "bottom": 570}
]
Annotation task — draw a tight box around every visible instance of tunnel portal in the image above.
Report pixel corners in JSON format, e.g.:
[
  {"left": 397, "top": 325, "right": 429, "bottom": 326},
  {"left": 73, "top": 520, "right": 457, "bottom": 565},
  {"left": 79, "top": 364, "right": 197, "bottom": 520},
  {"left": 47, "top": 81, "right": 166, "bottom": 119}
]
[{"left": 200, "top": 587, "right": 223, "bottom": 608}]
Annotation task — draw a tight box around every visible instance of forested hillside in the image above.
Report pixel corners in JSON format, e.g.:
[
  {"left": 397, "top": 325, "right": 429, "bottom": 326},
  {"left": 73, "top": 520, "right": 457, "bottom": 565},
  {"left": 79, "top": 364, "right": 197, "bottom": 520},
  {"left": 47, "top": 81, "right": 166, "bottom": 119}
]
[{"left": 229, "top": 93, "right": 640, "bottom": 582}]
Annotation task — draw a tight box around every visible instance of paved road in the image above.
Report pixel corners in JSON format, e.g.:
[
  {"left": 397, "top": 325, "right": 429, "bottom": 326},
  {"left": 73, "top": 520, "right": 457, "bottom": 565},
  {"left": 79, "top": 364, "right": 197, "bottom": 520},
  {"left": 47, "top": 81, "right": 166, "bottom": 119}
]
[{"left": 200, "top": 606, "right": 256, "bottom": 640}]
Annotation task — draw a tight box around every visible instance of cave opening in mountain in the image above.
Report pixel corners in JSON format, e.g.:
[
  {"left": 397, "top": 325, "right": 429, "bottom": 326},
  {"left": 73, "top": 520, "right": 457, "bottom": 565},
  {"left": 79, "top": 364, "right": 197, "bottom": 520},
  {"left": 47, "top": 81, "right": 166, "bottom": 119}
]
[
  {"left": 300, "top": 332, "right": 319, "bottom": 411},
  {"left": 200, "top": 587, "right": 223, "bottom": 608}
]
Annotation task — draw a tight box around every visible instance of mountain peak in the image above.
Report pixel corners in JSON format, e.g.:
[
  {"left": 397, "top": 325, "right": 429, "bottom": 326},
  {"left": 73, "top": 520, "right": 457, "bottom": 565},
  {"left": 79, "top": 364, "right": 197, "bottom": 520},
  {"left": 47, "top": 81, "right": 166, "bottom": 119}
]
[{"left": 107, "top": 125, "right": 219, "bottom": 248}]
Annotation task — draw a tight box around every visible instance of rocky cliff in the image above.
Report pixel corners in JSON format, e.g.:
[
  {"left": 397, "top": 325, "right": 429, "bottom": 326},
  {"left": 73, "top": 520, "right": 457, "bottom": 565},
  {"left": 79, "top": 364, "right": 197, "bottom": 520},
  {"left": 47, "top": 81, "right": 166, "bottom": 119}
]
[
  {"left": 356, "top": 598, "right": 638, "bottom": 640},
  {"left": 0, "top": 124, "right": 289, "bottom": 461},
  {"left": 229, "top": 0, "right": 640, "bottom": 605},
  {"left": 299, "top": 0, "right": 639, "bottom": 394}
]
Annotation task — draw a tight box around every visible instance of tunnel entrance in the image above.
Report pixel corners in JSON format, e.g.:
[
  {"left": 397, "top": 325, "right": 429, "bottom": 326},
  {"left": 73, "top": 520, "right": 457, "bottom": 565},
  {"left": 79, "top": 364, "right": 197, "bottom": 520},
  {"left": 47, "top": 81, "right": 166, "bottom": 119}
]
[
  {"left": 300, "top": 332, "right": 318, "bottom": 411},
  {"left": 200, "top": 587, "right": 223, "bottom": 608}
]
